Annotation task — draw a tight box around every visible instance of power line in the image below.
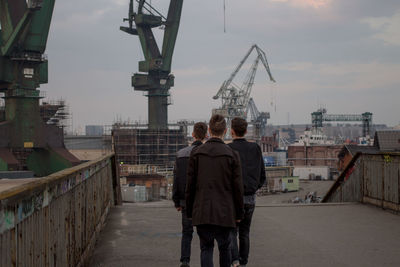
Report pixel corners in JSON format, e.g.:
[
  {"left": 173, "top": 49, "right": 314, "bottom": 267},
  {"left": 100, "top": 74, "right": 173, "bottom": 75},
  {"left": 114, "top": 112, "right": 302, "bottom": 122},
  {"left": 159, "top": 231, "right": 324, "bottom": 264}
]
[{"left": 224, "top": 0, "right": 226, "bottom": 33}]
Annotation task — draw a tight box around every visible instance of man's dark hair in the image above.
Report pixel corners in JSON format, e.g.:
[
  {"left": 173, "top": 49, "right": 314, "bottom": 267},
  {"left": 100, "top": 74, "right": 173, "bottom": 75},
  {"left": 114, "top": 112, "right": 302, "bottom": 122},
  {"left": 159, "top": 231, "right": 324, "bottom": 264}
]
[
  {"left": 209, "top": 114, "right": 226, "bottom": 136},
  {"left": 231, "top": 117, "right": 248, "bottom": 137},
  {"left": 193, "top": 122, "right": 207, "bottom": 140}
]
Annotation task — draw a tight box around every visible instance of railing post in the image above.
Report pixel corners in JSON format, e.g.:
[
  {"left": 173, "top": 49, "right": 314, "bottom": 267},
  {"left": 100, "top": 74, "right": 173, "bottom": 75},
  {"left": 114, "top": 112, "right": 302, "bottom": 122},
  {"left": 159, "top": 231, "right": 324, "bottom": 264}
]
[{"left": 111, "top": 155, "right": 122, "bottom": 205}]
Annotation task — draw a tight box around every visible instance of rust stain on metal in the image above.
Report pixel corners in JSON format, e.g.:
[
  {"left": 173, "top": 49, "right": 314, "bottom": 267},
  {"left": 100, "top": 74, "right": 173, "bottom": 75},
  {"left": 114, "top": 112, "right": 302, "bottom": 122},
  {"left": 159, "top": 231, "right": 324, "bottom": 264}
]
[{"left": 0, "top": 153, "right": 120, "bottom": 266}]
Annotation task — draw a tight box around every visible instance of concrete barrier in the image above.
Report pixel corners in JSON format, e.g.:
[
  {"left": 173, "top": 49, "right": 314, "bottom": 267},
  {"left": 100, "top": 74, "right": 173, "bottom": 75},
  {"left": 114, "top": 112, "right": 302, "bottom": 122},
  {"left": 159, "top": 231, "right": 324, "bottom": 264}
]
[{"left": 0, "top": 153, "right": 121, "bottom": 267}]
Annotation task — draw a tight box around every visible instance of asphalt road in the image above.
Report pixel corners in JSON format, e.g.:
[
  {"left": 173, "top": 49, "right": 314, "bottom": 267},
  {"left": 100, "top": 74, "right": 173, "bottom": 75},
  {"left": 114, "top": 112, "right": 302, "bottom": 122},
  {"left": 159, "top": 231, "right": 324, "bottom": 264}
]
[{"left": 90, "top": 199, "right": 400, "bottom": 267}]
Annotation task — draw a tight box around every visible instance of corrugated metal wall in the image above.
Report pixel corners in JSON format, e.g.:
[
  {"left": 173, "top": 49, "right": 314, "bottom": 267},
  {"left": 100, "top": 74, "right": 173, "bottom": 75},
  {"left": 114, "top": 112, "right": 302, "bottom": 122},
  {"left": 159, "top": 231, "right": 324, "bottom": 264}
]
[
  {"left": 325, "top": 153, "right": 400, "bottom": 212},
  {"left": 0, "top": 153, "right": 120, "bottom": 267}
]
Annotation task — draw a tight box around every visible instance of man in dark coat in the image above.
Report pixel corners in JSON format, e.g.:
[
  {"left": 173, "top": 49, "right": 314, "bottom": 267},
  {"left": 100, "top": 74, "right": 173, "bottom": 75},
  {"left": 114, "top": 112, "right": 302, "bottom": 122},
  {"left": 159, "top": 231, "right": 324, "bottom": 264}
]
[
  {"left": 228, "top": 117, "right": 266, "bottom": 267},
  {"left": 173, "top": 122, "right": 208, "bottom": 267},
  {"left": 186, "top": 114, "right": 244, "bottom": 267}
]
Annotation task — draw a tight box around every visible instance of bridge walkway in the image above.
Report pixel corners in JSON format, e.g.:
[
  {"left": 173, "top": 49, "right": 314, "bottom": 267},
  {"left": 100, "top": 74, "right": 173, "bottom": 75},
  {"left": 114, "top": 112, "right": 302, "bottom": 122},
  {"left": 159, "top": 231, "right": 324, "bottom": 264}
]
[{"left": 90, "top": 200, "right": 400, "bottom": 267}]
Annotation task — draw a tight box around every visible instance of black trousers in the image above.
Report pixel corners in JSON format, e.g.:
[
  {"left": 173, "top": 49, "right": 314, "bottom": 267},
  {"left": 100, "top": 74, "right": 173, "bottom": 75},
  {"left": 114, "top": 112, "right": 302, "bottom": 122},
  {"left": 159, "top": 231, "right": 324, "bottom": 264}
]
[
  {"left": 196, "top": 224, "right": 232, "bottom": 267},
  {"left": 230, "top": 204, "right": 255, "bottom": 265},
  {"left": 180, "top": 208, "right": 194, "bottom": 263}
]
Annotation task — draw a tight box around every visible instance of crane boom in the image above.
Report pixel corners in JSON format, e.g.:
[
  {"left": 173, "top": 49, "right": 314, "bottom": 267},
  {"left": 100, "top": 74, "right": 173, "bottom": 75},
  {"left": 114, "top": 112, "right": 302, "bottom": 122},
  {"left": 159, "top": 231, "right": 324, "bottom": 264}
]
[
  {"left": 213, "top": 44, "right": 275, "bottom": 100},
  {"left": 121, "top": 0, "right": 184, "bottom": 129},
  {"left": 213, "top": 45, "right": 256, "bottom": 100},
  {"left": 242, "top": 55, "right": 260, "bottom": 108},
  {"left": 256, "top": 46, "right": 275, "bottom": 82},
  {"left": 212, "top": 44, "right": 275, "bottom": 140}
]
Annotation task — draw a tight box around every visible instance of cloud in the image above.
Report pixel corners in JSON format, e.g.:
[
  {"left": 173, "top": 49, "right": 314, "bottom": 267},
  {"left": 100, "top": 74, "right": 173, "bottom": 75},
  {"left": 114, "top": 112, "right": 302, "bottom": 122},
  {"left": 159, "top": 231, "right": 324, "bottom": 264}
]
[
  {"left": 274, "top": 62, "right": 314, "bottom": 72},
  {"left": 174, "top": 66, "right": 220, "bottom": 78},
  {"left": 270, "top": 0, "right": 331, "bottom": 9},
  {"left": 41, "top": 0, "right": 400, "bottom": 127},
  {"left": 174, "top": 64, "right": 244, "bottom": 78},
  {"left": 53, "top": 8, "right": 113, "bottom": 29},
  {"left": 362, "top": 10, "right": 400, "bottom": 46},
  {"left": 274, "top": 61, "right": 400, "bottom": 91},
  {"left": 111, "top": 0, "right": 127, "bottom": 7}
]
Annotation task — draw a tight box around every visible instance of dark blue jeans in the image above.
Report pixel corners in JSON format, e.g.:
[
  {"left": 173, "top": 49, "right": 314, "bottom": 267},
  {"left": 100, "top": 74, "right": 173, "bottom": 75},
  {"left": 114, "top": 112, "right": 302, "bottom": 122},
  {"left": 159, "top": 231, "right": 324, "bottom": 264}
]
[
  {"left": 181, "top": 208, "right": 194, "bottom": 263},
  {"left": 196, "top": 224, "right": 232, "bottom": 267},
  {"left": 230, "top": 204, "right": 255, "bottom": 265}
]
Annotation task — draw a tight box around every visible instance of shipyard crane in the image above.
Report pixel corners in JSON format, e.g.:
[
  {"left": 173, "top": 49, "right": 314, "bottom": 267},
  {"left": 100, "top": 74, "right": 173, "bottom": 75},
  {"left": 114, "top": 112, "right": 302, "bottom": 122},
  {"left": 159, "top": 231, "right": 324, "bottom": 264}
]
[
  {"left": 0, "top": 0, "right": 79, "bottom": 175},
  {"left": 247, "top": 97, "right": 270, "bottom": 139},
  {"left": 213, "top": 44, "right": 275, "bottom": 138},
  {"left": 121, "top": 0, "right": 183, "bottom": 130},
  {"left": 311, "top": 108, "right": 373, "bottom": 137}
]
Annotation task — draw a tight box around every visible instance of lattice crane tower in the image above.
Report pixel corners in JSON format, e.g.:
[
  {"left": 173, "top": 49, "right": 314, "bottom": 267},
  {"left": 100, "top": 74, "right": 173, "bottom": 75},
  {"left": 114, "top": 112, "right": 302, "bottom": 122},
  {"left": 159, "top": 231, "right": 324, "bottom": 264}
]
[{"left": 213, "top": 44, "right": 275, "bottom": 135}]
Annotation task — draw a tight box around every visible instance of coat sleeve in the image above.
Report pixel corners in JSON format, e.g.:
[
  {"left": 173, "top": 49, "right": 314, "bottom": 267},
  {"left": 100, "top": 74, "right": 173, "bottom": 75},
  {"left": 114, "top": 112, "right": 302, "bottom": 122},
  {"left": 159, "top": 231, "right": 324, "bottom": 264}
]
[
  {"left": 185, "top": 153, "right": 197, "bottom": 219},
  {"left": 258, "top": 145, "right": 266, "bottom": 189},
  {"left": 232, "top": 151, "right": 244, "bottom": 220},
  {"left": 172, "top": 157, "right": 180, "bottom": 208}
]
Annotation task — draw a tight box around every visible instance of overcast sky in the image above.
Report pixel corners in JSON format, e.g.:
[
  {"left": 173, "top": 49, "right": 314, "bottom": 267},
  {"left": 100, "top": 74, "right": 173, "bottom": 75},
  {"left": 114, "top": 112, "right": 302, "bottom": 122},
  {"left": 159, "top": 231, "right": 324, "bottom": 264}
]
[{"left": 40, "top": 0, "right": 400, "bottom": 132}]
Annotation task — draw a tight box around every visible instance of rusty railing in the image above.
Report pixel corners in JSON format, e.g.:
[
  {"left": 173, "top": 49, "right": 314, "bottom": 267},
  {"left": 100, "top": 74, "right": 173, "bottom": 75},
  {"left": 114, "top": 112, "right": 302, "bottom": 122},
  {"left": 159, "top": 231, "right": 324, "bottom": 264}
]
[{"left": 0, "top": 153, "right": 121, "bottom": 267}]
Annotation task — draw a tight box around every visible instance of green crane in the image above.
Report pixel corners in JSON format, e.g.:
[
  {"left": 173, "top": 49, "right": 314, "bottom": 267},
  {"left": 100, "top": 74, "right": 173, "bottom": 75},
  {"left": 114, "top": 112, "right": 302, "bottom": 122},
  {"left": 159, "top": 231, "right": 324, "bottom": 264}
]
[
  {"left": 121, "top": 0, "right": 184, "bottom": 129},
  {"left": 0, "top": 0, "right": 79, "bottom": 176}
]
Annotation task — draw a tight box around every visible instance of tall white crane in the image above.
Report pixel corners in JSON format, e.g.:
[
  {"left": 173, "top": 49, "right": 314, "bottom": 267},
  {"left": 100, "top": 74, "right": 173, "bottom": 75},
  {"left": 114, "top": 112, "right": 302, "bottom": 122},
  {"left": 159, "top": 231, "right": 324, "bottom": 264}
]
[{"left": 213, "top": 44, "right": 275, "bottom": 139}]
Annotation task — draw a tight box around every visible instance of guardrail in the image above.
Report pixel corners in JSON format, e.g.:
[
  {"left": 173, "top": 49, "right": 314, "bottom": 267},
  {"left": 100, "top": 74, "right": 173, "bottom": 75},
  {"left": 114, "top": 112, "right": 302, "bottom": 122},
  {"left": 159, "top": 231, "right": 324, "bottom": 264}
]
[
  {"left": 323, "top": 153, "right": 400, "bottom": 212},
  {"left": 0, "top": 153, "right": 121, "bottom": 267}
]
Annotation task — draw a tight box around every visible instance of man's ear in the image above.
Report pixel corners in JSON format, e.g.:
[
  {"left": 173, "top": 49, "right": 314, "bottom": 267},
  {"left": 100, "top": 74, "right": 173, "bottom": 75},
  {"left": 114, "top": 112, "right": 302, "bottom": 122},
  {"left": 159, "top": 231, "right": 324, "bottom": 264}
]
[
  {"left": 192, "top": 132, "right": 196, "bottom": 138},
  {"left": 231, "top": 128, "right": 235, "bottom": 137}
]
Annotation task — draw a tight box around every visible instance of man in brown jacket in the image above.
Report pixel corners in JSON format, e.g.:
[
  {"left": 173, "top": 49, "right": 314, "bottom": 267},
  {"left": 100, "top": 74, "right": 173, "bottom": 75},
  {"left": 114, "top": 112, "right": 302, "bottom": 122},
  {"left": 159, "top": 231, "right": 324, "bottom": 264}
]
[{"left": 186, "top": 114, "right": 244, "bottom": 267}]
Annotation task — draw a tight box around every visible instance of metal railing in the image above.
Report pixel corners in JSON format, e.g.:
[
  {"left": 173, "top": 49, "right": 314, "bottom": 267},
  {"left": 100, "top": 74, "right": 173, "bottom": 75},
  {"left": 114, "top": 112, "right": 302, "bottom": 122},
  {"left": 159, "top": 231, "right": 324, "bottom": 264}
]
[
  {"left": 0, "top": 153, "right": 121, "bottom": 267},
  {"left": 323, "top": 153, "right": 400, "bottom": 212}
]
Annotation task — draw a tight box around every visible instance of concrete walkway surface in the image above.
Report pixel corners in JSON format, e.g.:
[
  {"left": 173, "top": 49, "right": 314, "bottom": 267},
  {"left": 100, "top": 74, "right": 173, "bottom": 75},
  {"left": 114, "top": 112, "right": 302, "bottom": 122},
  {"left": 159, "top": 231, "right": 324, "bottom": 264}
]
[{"left": 90, "top": 201, "right": 400, "bottom": 267}]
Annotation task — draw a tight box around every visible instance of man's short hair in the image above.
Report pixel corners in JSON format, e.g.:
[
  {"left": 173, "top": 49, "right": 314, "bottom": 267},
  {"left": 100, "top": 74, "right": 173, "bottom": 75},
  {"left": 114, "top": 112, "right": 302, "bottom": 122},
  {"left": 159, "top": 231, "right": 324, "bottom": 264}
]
[
  {"left": 209, "top": 114, "right": 226, "bottom": 136},
  {"left": 231, "top": 117, "right": 248, "bottom": 137},
  {"left": 193, "top": 122, "right": 207, "bottom": 140}
]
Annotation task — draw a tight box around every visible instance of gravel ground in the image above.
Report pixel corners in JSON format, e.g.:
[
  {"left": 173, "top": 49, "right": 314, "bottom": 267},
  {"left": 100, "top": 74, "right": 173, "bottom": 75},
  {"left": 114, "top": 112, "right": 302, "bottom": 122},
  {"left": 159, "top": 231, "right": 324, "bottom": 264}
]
[{"left": 256, "top": 180, "right": 335, "bottom": 205}]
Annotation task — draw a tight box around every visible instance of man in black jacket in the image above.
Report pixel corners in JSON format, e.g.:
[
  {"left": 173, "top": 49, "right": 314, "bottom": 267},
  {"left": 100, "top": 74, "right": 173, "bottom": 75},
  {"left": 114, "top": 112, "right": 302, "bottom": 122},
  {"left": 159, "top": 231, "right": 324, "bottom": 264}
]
[
  {"left": 173, "top": 122, "right": 207, "bottom": 267},
  {"left": 228, "top": 117, "right": 266, "bottom": 267},
  {"left": 186, "top": 114, "right": 244, "bottom": 267}
]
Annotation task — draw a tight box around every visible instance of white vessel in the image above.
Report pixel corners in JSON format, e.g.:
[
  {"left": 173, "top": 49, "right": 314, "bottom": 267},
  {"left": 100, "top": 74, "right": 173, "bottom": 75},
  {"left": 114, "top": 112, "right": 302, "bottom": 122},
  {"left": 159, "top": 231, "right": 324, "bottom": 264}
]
[{"left": 293, "top": 129, "right": 335, "bottom": 146}]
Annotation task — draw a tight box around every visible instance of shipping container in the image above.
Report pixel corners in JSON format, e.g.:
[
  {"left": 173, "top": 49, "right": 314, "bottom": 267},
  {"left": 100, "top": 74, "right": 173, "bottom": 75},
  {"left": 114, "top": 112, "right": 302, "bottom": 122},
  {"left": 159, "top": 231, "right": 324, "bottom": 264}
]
[
  {"left": 121, "top": 185, "right": 148, "bottom": 202},
  {"left": 263, "top": 152, "right": 288, "bottom": 166},
  {"left": 263, "top": 156, "right": 275, "bottom": 166},
  {"left": 281, "top": 176, "right": 300, "bottom": 192}
]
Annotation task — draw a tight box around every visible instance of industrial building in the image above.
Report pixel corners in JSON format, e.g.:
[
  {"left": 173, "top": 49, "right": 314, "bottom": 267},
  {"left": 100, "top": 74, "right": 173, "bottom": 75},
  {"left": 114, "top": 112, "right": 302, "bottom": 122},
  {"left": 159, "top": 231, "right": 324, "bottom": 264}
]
[
  {"left": 85, "top": 125, "right": 104, "bottom": 136},
  {"left": 287, "top": 145, "right": 342, "bottom": 168},
  {"left": 338, "top": 130, "right": 400, "bottom": 171}
]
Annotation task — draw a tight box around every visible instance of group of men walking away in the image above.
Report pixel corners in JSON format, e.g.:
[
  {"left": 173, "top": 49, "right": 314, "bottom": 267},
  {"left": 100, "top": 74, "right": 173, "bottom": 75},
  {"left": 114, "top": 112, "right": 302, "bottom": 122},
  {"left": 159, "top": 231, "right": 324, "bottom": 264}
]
[{"left": 173, "top": 115, "right": 266, "bottom": 267}]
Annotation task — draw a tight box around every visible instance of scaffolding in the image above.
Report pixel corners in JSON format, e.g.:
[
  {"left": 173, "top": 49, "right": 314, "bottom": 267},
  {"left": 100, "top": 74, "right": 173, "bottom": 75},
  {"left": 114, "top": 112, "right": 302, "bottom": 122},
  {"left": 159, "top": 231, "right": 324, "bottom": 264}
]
[
  {"left": 112, "top": 123, "right": 188, "bottom": 168},
  {"left": 40, "top": 99, "right": 71, "bottom": 133},
  {"left": 0, "top": 97, "right": 4, "bottom": 122},
  {"left": 0, "top": 98, "right": 71, "bottom": 132}
]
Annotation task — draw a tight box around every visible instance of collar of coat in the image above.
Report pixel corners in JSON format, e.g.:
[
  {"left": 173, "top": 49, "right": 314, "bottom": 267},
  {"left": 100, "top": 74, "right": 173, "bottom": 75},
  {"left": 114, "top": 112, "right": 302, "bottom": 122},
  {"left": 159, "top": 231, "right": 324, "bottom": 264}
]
[
  {"left": 232, "top": 138, "right": 247, "bottom": 142},
  {"left": 192, "top": 140, "right": 203, "bottom": 146},
  {"left": 192, "top": 137, "right": 236, "bottom": 158},
  {"left": 206, "top": 137, "right": 225, "bottom": 144}
]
